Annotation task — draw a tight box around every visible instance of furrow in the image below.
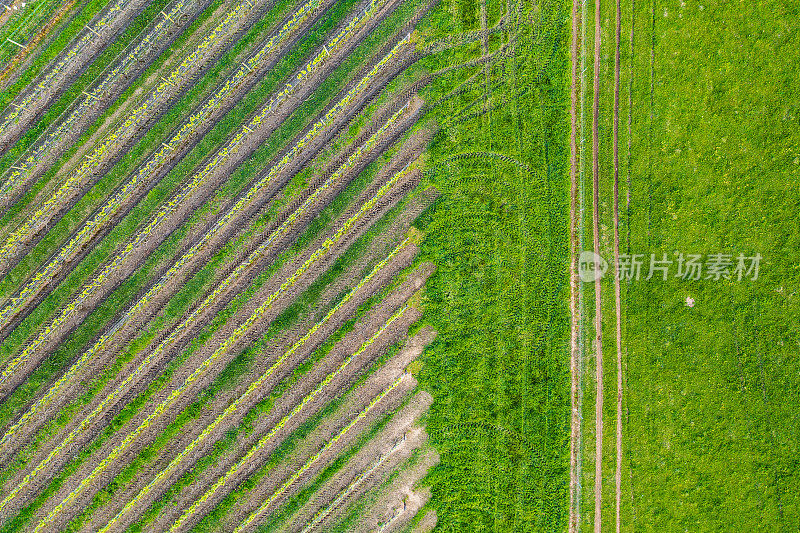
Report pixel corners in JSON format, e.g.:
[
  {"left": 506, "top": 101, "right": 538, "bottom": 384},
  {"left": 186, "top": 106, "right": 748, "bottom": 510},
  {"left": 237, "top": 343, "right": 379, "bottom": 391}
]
[
  {"left": 11, "top": 161, "right": 417, "bottom": 527},
  {"left": 171, "top": 305, "right": 417, "bottom": 533},
  {"left": 84, "top": 241, "right": 426, "bottom": 532},
  {"left": 0, "top": 26, "right": 413, "bottom": 396},
  {"left": 0, "top": 92, "right": 422, "bottom": 464},
  {"left": 0, "top": 0, "right": 277, "bottom": 275},
  {"left": 234, "top": 375, "right": 415, "bottom": 533},
  {"left": 0, "top": 0, "right": 215, "bottom": 212},
  {"left": 0, "top": 0, "right": 153, "bottom": 155}
]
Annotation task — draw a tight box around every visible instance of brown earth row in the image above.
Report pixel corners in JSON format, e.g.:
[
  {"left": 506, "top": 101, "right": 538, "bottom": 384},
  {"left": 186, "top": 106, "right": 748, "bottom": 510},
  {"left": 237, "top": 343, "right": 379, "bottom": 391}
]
[
  {"left": 17, "top": 155, "right": 422, "bottom": 527},
  {"left": 230, "top": 380, "right": 423, "bottom": 533},
  {"left": 0, "top": 0, "right": 216, "bottom": 214},
  {"left": 83, "top": 176, "right": 439, "bottom": 526},
  {"left": 0, "top": 151, "right": 420, "bottom": 523},
  {"left": 81, "top": 253, "right": 433, "bottom": 532},
  {"left": 275, "top": 332, "right": 435, "bottom": 533},
  {"left": 136, "top": 214, "right": 432, "bottom": 533},
  {"left": 351, "top": 436, "right": 438, "bottom": 532},
  {"left": 0, "top": 33, "right": 418, "bottom": 401},
  {"left": 161, "top": 307, "right": 422, "bottom": 533},
  {"left": 0, "top": 0, "right": 287, "bottom": 287},
  {"left": 0, "top": 0, "right": 153, "bottom": 156},
  {"left": 0, "top": 93, "right": 427, "bottom": 483},
  {"left": 0, "top": 1, "right": 78, "bottom": 90}
]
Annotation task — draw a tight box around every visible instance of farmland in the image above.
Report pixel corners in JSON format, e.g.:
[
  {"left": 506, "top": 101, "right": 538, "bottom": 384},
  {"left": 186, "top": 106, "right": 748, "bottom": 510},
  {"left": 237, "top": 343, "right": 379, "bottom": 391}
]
[
  {"left": 569, "top": 0, "right": 800, "bottom": 531},
  {"left": 23, "top": 0, "right": 800, "bottom": 527},
  {"left": 0, "top": 0, "right": 569, "bottom": 526}
]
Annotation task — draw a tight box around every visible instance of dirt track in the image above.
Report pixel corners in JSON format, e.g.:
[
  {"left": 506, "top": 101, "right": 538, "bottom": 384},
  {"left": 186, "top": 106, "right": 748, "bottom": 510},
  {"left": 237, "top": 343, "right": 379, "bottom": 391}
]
[{"left": 568, "top": 0, "right": 581, "bottom": 530}]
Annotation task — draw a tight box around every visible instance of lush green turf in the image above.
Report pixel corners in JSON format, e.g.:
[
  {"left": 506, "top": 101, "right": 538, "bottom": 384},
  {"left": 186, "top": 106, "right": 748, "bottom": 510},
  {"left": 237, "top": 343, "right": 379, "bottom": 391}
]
[
  {"left": 408, "top": 0, "right": 571, "bottom": 529},
  {"left": 578, "top": 0, "right": 800, "bottom": 530}
]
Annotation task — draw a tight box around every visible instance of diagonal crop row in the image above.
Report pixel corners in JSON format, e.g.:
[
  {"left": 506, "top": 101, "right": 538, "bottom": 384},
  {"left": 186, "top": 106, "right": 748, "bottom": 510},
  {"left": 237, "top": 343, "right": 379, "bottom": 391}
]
[
  {"left": 171, "top": 304, "right": 414, "bottom": 533},
  {"left": 0, "top": 0, "right": 214, "bottom": 211},
  {"left": 0, "top": 0, "right": 153, "bottom": 153},
  {"left": 226, "top": 329, "right": 435, "bottom": 533},
  {"left": 283, "top": 383, "right": 433, "bottom": 533},
  {"left": 27, "top": 165, "right": 417, "bottom": 531},
  {"left": 0, "top": 0, "right": 327, "bottom": 329},
  {"left": 0, "top": 0, "right": 277, "bottom": 271},
  {"left": 0, "top": 161, "right": 415, "bottom": 523},
  {"left": 96, "top": 236, "right": 420, "bottom": 532},
  {"left": 0, "top": 35, "right": 412, "bottom": 443},
  {"left": 0, "top": 1, "right": 79, "bottom": 90},
  {"left": 235, "top": 375, "right": 413, "bottom": 533},
  {"left": 0, "top": 0, "right": 394, "bottom": 334},
  {"left": 0, "top": 32, "right": 413, "bottom": 400},
  {"left": 0, "top": 93, "right": 418, "bottom": 464}
]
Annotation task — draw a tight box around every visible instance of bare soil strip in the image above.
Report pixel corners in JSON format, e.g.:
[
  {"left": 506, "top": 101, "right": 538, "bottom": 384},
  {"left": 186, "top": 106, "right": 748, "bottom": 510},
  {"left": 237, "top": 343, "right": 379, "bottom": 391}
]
[
  {"left": 410, "top": 510, "right": 438, "bottom": 533},
  {"left": 226, "top": 375, "right": 419, "bottom": 533},
  {"left": 0, "top": 1, "right": 78, "bottom": 90},
  {"left": 0, "top": 0, "right": 216, "bottom": 213},
  {"left": 85, "top": 264, "right": 434, "bottom": 533},
  {"left": 82, "top": 185, "right": 436, "bottom": 532},
  {"left": 0, "top": 104, "right": 425, "bottom": 501},
  {"left": 20, "top": 162, "right": 421, "bottom": 530},
  {"left": 0, "top": 0, "right": 284, "bottom": 282},
  {"left": 568, "top": 0, "right": 581, "bottom": 529},
  {"left": 0, "top": 0, "right": 153, "bottom": 156},
  {"left": 147, "top": 272, "right": 433, "bottom": 533},
  {"left": 0, "top": 100, "right": 429, "bottom": 469},
  {"left": 613, "top": 0, "right": 623, "bottom": 529},
  {"left": 351, "top": 446, "right": 438, "bottom": 533},
  {"left": 0, "top": 33, "right": 417, "bottom": 402},
  {"left": 592, "top": 0, "right": 603, "bottom": 528},
  {"left": 149, "top": 304, "right": 421, "bottom": 533},
  {"left": 0, "top": 0, "right": 361, "bottom": 350},
  {"left": 278, "top": 338, "right": 434, "bottom": 533}
]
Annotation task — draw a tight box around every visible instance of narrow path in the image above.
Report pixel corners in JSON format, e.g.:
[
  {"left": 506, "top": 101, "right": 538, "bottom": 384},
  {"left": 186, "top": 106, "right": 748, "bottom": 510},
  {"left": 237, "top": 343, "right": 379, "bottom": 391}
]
[
  {"left": 568, "top": 0, "right": 581, "bottom": 529},
  {"left": 612, "top": 0, "right": 623, "bottom": 528},
  {"left": 591, "top": 0, "right": 603, "bottom": 529}
]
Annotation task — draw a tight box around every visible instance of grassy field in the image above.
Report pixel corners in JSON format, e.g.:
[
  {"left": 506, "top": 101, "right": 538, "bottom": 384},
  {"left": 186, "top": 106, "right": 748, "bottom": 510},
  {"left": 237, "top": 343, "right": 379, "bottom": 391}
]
[{"left": 576, "top": 0, "right": 800, "bottom": 530}]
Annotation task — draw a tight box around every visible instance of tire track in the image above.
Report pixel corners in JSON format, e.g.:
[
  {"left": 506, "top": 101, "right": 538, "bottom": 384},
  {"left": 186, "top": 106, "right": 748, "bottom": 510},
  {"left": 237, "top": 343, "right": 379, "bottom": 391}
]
[
  {"left": 568, "top": 0, "right": 581, "bottom": 529},
  {"left": 591, "top": 0, "right": 603, "bottom": 527},
  {"left": 613, "top": 0, "right": 623, "bottom": 529}
]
